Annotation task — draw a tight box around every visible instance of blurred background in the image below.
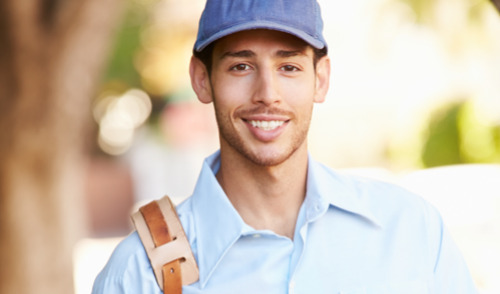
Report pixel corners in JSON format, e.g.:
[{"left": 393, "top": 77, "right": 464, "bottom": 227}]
[{"left": 1, "top": 0, "right": 499, "bottom": 293}]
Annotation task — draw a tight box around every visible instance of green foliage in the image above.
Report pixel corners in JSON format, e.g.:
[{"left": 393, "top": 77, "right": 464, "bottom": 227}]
[
  {"left": 397, "top": 0, "right": 491, "bottom": 25},
  {"left": 101, "top": 0, "right": 153, "bottom": 88},
  {"left": 399, "top": 0, "right": 435, "bottom": 24},
  {"left": 102, "top": 22, "right": 142, "bottom": 87},
  {"left": 421, "top": 100, "right": 500, "bottom": 167},
  {"left": 421, "top": 103, "right": 462, "bottom": 167}
]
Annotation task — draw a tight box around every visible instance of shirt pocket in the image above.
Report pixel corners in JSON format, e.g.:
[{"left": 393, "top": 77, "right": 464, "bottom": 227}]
[{"left": 339, "top": 280, "right": 429, "bottom": 294}]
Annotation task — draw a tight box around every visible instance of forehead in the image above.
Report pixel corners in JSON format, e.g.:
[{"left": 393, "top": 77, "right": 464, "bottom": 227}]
[{"left": 212, "top": 29, "right": 311, "bottom": 57}]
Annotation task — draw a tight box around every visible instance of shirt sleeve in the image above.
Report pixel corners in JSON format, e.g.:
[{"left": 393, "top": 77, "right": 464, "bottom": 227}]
[
  {"left": 91, "top": 232, "right": 161, "bottom": 294},
  {"left": 428, "top": 208, "right": 478, "bottom": 294}
]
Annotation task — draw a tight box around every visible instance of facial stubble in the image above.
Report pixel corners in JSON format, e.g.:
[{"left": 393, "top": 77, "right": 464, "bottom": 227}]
[{"left": 211, "top": 88, "right": 313, "bottom": 167}]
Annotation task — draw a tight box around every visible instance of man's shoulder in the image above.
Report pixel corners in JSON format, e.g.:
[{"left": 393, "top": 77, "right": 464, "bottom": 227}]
[
  {"left": 114, "top": 232, "right": 147, "bottom": 260},
  {"left": 104, "top": 196, "right": 197, "bottom": 270},
  {"left": 326, "top": 167, "right": 442, "bottom": 225},
  {"left": 316, "top": 162, "right": 422, "bottom": 200},
  {"left": 98, "top": 232, "right": 149, "bottom": 276},
  {"left": 92, "top": 232, "right": 159, "bottom": 293},
  {"left": 92, "top": 196, "right": 198, "bottom": 293}
]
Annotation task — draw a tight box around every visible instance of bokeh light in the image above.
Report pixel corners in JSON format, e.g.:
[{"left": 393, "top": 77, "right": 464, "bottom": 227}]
[{"left": 94, "top": 89, "right": 152, "bottom": 155}]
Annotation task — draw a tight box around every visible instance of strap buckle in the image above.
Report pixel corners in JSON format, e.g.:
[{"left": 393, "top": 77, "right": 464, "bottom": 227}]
[{"left": 132, "top": 196, "right": 199, "bottom": 290}]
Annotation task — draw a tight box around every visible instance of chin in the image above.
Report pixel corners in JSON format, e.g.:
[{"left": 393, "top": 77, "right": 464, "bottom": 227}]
[{"left": 244, "top": 148, "right": 296, "bottom": 167}]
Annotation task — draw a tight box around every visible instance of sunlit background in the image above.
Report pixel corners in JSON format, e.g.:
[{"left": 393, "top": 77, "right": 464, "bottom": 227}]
[{"left": 77, "top": 0, "right": 500, "bottom": 293}]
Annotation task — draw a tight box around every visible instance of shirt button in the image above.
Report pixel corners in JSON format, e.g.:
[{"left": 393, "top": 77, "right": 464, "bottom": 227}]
[{"left": 252, "top": 233, "right": 261, "bottom": 238}]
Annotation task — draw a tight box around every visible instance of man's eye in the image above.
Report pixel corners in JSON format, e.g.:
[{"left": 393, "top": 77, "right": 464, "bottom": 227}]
[
  {"left": 280, "top": 65, "right": 299, "bottom": 72},
  {"left": 231, "top": 64, "right": 251, "bottom": 71}
]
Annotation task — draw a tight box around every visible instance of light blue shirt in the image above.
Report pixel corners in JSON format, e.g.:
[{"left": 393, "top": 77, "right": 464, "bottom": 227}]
[{"left": 93, "top": 151, "right": 477, "bottom": 293}]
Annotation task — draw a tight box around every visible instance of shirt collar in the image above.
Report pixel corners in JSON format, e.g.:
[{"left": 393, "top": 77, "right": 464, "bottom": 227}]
[
  {"left": 305, "top": 154, "right": 382, "bottom": 227},
  {"left": 190, "top": 151, "right": 248, "bottom": 287},
  {"left": 190, "top": 151, "right": 381, "bottom": 287}
]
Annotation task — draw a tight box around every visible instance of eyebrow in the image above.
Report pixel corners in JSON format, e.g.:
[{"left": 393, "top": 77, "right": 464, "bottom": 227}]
[
  {"left": 219, "top": 49, "right": 308, "bottom": 60},
  {"left": 219, "top": 50, "right": 255, "bottom": 60},
  {"left": 275, "top": 49, "right": 307, "bottom": 58}
]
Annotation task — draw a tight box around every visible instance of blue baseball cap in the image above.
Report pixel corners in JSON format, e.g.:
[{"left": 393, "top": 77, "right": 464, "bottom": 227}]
[{"left": 194, "top": 0, "right": 327, "bottom": 52}]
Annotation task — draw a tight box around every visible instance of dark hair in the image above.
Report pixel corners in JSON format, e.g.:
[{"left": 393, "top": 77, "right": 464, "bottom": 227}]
[
  {"left": 192, "top": 42, "right": 216, "bottom": 74},
  {"left": 193, "top": 44, "right": 328, "bottom": 75},
  {"left": 313, "top": 47, "right": 328, "bottom": 68}
]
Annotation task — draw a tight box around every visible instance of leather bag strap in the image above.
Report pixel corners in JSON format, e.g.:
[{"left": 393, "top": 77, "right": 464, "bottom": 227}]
[
  {"left": 139, "top": 201, "right": 182, "bottom": 293},
  {"left": 132, "top": 196, "right": 199, "bottom": 293}
]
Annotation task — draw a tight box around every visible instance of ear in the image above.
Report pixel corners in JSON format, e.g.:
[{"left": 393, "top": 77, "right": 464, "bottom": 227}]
[
  {"left": 313, "top": 55, "right": 330, "bottom": 103},
  {"left": 189, "top": 56, "right": 213, "bottom": 104}
]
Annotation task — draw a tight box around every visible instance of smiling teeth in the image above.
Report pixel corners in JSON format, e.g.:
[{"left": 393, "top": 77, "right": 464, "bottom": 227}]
[{"left": 249, "top": 120, "right": 284, "bottom": 131}]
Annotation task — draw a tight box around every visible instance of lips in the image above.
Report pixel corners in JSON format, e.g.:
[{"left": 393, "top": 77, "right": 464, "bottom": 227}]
[
  {"left": 242, "top": 116, "right": 289, "bottom": 142},
  {"left": 236, "top": 107, "right": 292, "bottom": 141}
]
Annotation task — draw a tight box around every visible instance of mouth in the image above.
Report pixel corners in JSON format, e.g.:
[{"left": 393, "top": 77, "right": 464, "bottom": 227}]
[
  {"left": 237, "top": 107, "right": 292, "bottom": 141},
  {"left": 248, "top": 120, "right": 285, "bottom": 131},
  {"left": 242, "top": 117, "right": 289, "bottom": 142}
]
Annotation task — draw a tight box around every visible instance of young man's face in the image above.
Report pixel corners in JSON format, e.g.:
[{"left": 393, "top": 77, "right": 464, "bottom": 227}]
[{"left": 191, "top": 29, "right": 330, "bottom": 167}]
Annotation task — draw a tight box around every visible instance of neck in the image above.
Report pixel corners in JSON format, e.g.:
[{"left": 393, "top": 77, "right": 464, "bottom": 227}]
[{"left": 216, "top": 148, "right": 308, "bottom": 239}]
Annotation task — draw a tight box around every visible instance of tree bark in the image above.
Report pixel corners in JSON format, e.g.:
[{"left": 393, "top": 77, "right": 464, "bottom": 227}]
[
  {"left": 0, "top": 0, "right": 123, "bottom": 293},
  {"left": 492, "top": 0, "right": 500, "bottom": 13}
]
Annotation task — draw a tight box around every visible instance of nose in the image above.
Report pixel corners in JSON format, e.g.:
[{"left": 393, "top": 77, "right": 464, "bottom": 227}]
[{"left": 252, "top": 68, "right": 281, "bottom": 105}]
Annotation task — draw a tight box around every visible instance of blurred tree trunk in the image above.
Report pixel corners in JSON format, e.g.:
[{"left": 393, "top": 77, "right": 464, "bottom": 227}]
[
  {"left": 0, "top": 0, "right": 123, "bottom": 293},
  {"left": 492, "top": 0, "right": 500, "bottom": 12}
]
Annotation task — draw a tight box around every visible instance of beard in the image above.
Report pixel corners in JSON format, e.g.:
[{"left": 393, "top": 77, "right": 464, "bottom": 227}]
[{"left": 212, "top": 99, "right": 312, "bottom": 167}]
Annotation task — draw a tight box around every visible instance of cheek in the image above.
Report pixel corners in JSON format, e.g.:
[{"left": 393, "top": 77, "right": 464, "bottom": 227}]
[
  {"left": 281, "top": 77, "right": 316, "bottom": 104},
  {"left": 212, "top": 76, "right": 252, "bottom": 107}
]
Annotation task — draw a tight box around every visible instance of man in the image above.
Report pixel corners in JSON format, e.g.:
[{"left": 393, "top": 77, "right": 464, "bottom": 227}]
[{"left": 93, "top": 0, "right": 478, "bottom": 293}]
